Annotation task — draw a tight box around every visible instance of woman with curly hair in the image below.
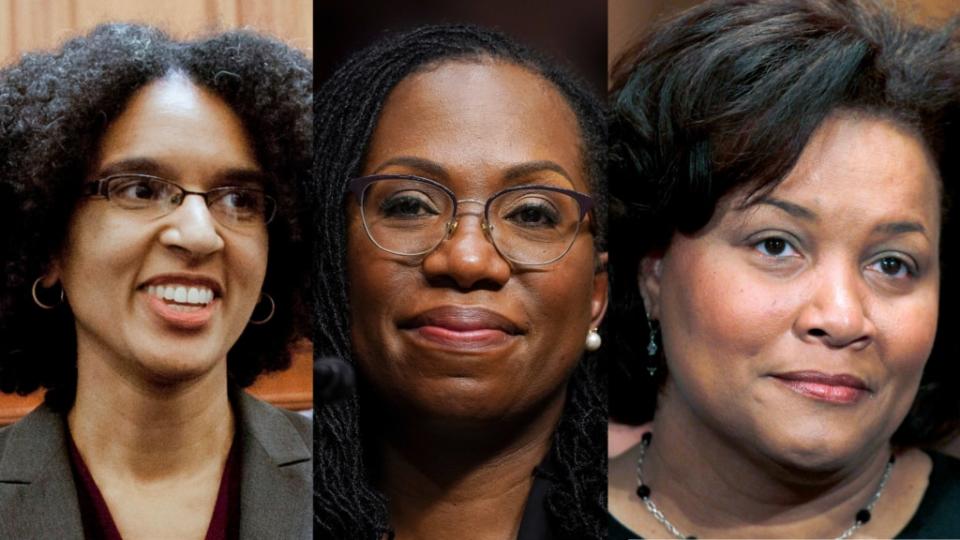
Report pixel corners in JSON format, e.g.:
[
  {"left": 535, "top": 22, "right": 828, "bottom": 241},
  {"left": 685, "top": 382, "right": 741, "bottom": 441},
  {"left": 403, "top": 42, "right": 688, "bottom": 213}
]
[
  {"left": 606, "top": 0, "right": 960, "bottom": 538},
  {"left": 312, "top": 25, "right": 608, "bottom": 540},
  {"left": 0, "top": 23, "right": 312, "bottom": 538}
]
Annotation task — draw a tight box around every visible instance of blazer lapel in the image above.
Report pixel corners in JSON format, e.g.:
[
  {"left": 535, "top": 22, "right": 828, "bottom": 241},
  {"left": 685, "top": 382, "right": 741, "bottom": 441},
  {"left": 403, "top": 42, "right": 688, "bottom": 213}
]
[
  {"left": 234, "top": 391, "right": 312, "bottom": 540},
  {"left": 0, "top": 403, "right": 84, "bottom": 538}
]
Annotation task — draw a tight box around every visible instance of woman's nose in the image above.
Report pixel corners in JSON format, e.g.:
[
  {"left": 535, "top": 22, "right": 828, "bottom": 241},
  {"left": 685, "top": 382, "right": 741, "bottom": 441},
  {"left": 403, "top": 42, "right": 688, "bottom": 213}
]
[
  {"left": 158, "top": 194, "right": 225, "bottom": 258},
  {"left": 794, "top": 259, "right": 875, "bottom": 349},
  {"left": 421, "top": 211, "right": 511, "bottom": 290}
]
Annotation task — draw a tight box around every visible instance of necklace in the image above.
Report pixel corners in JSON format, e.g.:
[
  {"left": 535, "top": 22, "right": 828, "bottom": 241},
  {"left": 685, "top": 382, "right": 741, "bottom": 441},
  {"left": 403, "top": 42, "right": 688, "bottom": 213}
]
[{"left": 634, "top": 432, "right": 896, "bottom": 540}]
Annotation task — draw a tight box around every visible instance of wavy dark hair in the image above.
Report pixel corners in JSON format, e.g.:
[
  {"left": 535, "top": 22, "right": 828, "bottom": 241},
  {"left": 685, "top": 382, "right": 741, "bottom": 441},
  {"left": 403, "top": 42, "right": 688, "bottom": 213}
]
[
  {"left": 311, "top": 25, "right": 607, "bottom": 540},
  {"left": 607, "top": 0, "right": 960, "bottom": 448},
  {"left": 0, "top": 23, "right": 313, "bottom": 404}
]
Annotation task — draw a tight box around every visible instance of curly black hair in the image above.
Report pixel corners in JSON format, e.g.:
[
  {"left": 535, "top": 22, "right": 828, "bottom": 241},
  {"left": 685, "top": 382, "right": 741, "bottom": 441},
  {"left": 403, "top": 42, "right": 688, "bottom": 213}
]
[
  {"left": 310, "top": 25, "right": 607, "bottom": 540},
  {"left": 0, "top": 23, "right": 313, "bottom": 404},
  {"left": 606, "top": 0, "right": 960, "bottom": 448}
]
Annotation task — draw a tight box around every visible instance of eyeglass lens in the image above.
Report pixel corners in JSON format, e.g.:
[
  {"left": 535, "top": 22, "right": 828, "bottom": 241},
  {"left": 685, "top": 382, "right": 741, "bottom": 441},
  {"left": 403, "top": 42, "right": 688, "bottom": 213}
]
[
  {"left": 359, "top": 177, "right": 585, "bottom": 264},
  {"left": 103, "top": 175, "right": 275, "bottom": 227}
]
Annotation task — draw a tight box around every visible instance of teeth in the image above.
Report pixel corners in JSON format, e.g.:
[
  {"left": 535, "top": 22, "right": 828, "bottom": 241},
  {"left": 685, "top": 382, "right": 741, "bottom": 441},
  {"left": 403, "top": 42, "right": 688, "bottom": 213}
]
[{"left": 146, "top": 284, "right": 215, "bottom": 305}]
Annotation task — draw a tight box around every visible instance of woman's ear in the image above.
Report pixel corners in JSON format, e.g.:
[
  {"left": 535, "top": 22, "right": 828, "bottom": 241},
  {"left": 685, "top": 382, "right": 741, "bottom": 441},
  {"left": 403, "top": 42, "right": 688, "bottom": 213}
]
[
  {"left": 590, "top": 251, "right": 609, "bottom": 328},
  {"left": 40, "top": 260, "right": 61, "bottom": 287},
  {"left": 638, "top": 254, "right": 663, "bottom": 320}
]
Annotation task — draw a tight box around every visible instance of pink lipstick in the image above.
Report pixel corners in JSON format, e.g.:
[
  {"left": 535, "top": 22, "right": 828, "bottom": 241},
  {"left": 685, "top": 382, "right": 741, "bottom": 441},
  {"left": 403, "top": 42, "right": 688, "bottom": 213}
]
[
  {"left": 146, "top": 294, "right": 217, "bottom": 329},
  {"left": 771, "top": 371, "right": 870, "bottom": 404},
  {"left": 140, "top": 274, "right": 223, "bottom": 330},
  {"left": 401, "top": 306, "right": 523, "bottom": 351}
]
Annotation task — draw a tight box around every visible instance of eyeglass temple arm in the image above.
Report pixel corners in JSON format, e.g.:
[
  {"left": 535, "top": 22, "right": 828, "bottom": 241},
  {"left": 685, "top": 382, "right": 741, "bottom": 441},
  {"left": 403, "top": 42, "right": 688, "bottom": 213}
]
[{"left": 80, "top": 179, "right": 109, "bottom": 197}]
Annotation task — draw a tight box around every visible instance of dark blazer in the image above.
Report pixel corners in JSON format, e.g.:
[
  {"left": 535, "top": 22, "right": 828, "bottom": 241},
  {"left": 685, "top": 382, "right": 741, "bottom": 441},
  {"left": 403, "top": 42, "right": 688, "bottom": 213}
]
[{"left": 0, "top": 390, "right": 312, "bottom": 539}]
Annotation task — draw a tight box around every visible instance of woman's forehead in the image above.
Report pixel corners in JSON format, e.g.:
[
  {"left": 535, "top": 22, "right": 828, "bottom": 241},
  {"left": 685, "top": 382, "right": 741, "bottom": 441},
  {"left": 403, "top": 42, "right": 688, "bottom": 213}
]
[
  {"left": 707, "top": 113, "right": 942, "bottom": 242},
  {"left": 365, "top": 60, "right": 589, "bottom": 193}
]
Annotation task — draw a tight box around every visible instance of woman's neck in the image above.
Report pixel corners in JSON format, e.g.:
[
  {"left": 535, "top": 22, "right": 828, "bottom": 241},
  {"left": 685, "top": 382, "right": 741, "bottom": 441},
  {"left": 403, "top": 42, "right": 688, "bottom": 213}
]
[
  {"left": 68, "top": 351, "right": 234, "bottom": 481},
  {"left": 377, "top": 392, "right": 566, "bottom": 540},
  {"left": 638, "top": 391, "right": 925, "bottom": 539}
]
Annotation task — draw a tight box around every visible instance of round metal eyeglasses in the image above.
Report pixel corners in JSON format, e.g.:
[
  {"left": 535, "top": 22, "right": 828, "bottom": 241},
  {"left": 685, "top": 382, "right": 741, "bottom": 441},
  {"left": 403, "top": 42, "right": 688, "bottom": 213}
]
[
  {"left": 82, "top": 173, "right": 277, "bottom": 229},
  {"left": 348, "top": 174, "right": 595, "bottom": 266}
]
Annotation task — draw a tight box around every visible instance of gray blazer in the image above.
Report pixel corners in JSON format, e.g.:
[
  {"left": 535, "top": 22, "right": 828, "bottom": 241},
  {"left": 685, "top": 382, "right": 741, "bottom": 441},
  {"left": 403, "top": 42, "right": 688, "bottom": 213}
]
[{"left": 0, "top": 390, "right": 312, "bottom": 539}]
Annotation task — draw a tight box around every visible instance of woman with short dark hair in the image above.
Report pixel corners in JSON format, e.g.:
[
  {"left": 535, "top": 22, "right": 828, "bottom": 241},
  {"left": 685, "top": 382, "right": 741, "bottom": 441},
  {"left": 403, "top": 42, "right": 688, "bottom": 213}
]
[
  {"left": 606, "top": 0, "right": 960, "bottom": 538},
  {"left": 0, "top": 23, "right": 312, "bottom": 538}
]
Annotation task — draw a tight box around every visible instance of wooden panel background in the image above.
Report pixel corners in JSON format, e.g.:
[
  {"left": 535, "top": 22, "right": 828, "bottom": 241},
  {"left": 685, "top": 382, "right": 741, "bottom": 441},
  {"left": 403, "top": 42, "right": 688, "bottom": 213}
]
[
  {"left": 0, "top": 0, "right": 311, "bottom": 66},
  {"left": 0, "top": 0, "right": 312, "bottom": 424}
]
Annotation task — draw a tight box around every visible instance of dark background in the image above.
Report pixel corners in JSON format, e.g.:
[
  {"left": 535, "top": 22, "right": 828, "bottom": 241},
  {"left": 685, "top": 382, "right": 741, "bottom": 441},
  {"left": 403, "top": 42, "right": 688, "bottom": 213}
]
[{"left": 314, "top": 0, "right": 607, "bottom": 95}]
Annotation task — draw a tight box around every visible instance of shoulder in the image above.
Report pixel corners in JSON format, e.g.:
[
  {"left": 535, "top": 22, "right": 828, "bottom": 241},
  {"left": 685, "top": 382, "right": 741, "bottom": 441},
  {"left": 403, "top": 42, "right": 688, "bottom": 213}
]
[
  {"left": 0, "top": 401, "right": 64, "bottom": 461},
  {"left": 231, "top": 391, "right": 312, "bottom": 539},
  {"left": 0, "top": 402, "right": 84, "bottom": 538},
  {"left": 233, "top": 389, "right": 311, "bottom": 450},
  {"left": 897, "top": 451, "right": 960, "bottom": 538},
  {"left": 608, "top": 511, "right": 643, "bottom": 540}
]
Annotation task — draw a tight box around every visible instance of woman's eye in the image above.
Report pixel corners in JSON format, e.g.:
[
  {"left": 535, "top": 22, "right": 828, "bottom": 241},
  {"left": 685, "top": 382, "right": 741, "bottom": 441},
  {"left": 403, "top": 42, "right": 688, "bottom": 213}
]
[
  {"left": 754, "top": 237, "right": 797, "bottom": 257},
  {"left": 869, "top": 256, "right": 913, "bottom": 279},
  {"left": 111, "top": 178, "right": 171, "bottom": 202},
  {"left": 220, "top": 189, "right": 262, "bottom": 210},
  {"left": 380, "top": 195, "right": 439, "bottom": 218},
  {"left": 503, "top": 203, "right": 560, "bottom": 228}
]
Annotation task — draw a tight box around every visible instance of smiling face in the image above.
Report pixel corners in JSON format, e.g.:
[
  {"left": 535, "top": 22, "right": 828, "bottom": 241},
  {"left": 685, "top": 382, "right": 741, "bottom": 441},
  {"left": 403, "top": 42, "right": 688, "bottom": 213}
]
[
  {"left": 643, "top": 112, "right": 940, "bottom": 469},
  {"left": 53, "top": 75, "right": 268, "bottom": 386},
  {"left": 347, "top": 60, "right": 607, "bottom": 423}
]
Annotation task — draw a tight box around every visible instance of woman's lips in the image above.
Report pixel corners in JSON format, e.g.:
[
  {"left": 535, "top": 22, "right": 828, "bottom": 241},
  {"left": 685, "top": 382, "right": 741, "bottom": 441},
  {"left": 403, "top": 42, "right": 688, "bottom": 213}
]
[
  {"left": 400, "top": 306, "right": 523, "bottom": 351},
  {"left": 145, "top": 293, "right": 217, "bottom": 330},
  {"left": 771, "top": 371, "right": 871, "bottom": 404},
  {"left": 139, "top": 274, "right": 223, "bottom": 330}
]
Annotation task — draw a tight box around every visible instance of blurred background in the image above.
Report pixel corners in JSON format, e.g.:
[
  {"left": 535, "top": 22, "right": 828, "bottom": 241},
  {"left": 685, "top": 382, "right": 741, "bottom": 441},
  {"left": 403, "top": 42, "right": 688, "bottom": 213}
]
[
  {"left": 315, "top": 0, "right": 606, "bottom": 95},
  {"left": 0, "top": 0, "right": 312, "bottom": 425}
]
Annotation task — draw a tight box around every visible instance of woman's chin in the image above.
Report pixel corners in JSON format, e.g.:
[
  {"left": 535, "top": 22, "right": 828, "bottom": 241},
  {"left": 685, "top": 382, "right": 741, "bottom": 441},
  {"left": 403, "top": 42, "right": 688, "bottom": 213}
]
[
  {"left": 126, "top": 350, "right": 227, "bottom": 388},
  {"left": 752, "top": 430, "right": 880, "bottom": 479},
  {"left": 377, "top": 377, "right": 557, "bottom": 427}
]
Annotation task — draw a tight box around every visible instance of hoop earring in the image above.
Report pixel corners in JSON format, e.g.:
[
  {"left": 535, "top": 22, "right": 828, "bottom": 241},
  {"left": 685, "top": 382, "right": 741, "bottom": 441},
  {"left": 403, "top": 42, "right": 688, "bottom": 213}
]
[
  {"left": 249, "top": 293, "right": 275, "bottom": 325},
  {"left": 585, "top": 328, "right": 601, "bottom": 352},
  {"left": 32, "top": 277, "right": 64, "bottom": 310}
]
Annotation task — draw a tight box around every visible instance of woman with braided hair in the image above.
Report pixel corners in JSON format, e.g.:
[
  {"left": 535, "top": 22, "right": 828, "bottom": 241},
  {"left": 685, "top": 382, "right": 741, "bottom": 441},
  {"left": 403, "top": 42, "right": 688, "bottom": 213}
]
[
  {"left": 312, "top": 25, "right": 608, "bottom": 540},
  {"left": 0, "top": 23, "right": 312, "bottom": 538}
]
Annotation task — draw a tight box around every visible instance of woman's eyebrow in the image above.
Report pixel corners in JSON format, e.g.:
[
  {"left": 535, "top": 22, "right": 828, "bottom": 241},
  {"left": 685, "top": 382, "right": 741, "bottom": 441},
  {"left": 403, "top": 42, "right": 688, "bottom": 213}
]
[
  {"left": 756, "top": 196, "right": 817, "bottom": 221},
  {"left": 874, "top": 221, "right": 928, "bottom": 238},
  {"left": 753, "top": 197, "right": 930, "bottom": 238},
  {"left": 94, "top": 157, "right": 163, "bottom": 177},
  {"left": 214, "top": 168, "right": 270, "bottom": 187},
  {"left": 503, "top": 160, "right": 574, "bottom": 184},
  {"left": 371, "top": 156, "right": 448, "bottom": 180}
]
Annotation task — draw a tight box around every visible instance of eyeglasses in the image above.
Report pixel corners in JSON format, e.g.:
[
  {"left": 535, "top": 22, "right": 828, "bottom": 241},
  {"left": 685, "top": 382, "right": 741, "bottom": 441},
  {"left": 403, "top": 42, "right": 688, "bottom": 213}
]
[
  {"left": 82, "top": 174, "right": 277, "bottom": 229},
  {"left": 348, "top": 174, "right": 594, "bottom": 265}
]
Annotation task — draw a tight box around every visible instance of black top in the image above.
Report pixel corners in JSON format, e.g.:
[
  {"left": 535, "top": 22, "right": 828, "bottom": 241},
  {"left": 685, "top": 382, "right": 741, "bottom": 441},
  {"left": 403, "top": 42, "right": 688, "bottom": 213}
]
[
  {"left": 608, "top": 451, "right": 960, "bottom": 539},
  {"left": 517, "top": 458, "right": 557, "bottom": 539}
]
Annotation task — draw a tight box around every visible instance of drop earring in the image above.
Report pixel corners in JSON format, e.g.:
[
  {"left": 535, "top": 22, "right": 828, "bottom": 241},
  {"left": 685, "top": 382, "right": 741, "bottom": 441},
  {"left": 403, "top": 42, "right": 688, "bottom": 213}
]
[
  {"left": 585, "top": 328, "right": 601, "bottom": 352},
  {"left": 646, "top": 315, "right": 658, "bottom": 376}
]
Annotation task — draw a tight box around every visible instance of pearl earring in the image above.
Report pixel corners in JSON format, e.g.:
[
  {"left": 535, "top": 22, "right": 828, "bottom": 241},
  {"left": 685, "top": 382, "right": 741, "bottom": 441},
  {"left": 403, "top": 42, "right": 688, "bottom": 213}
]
[{"left": 585, "top": 328, "right": 601, "bottom": 351}]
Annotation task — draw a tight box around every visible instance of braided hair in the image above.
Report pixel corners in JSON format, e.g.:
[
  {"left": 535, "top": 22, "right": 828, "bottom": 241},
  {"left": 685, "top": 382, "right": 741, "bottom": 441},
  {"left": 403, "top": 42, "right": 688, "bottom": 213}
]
[{"left": 311, "top": 24, "right": 607, "bottom": 540}]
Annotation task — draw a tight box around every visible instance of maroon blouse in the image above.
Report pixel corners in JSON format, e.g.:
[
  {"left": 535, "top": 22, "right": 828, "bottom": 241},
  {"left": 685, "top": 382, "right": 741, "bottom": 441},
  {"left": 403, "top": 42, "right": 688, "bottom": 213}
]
[{"left": 67, "top": 434, "right": 241, "bottom": 540}]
